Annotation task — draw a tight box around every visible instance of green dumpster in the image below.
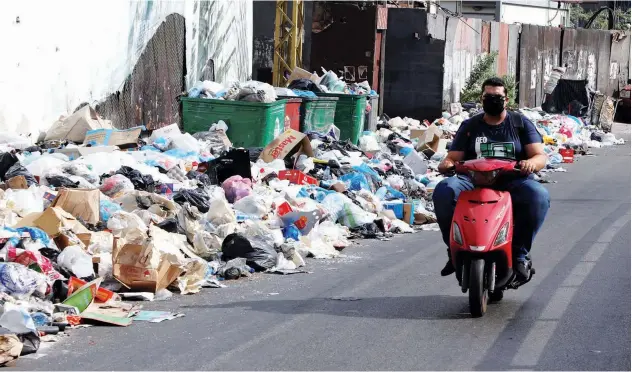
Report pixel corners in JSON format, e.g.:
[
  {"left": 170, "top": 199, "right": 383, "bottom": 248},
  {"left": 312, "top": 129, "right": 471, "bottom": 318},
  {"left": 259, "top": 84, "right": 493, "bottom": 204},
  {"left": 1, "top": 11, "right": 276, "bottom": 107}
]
[
  {"left": 316, "top": 93, "right": 367, "bottom": 144},
  {"left": 181, "top": 98, "right": 287, "bottom": 148}
]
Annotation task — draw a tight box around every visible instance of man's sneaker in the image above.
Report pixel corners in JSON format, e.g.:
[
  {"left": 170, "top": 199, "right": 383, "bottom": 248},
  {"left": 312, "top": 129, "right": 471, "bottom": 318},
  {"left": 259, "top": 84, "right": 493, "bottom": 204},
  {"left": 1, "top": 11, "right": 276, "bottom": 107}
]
[
  {"left": 441, "top": 260, "right": 455, "bottom": 276},
  {"left": 515, "top": 260, "right": 531, "bottom": 280}
]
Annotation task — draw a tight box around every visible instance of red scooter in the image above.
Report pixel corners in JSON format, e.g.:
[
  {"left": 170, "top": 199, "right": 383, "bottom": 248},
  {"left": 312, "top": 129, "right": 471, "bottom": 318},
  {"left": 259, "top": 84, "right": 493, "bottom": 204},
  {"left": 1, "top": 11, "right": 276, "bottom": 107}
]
[{"left": 447, "top": 158, "right": 535, "bottom": 317}]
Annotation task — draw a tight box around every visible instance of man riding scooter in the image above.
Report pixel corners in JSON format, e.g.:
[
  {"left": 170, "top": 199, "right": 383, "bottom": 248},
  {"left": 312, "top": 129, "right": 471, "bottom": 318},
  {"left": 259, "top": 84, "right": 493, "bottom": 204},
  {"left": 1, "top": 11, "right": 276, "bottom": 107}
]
[{"left": 433, "top": 77, "right": 551, "bottom": 280}]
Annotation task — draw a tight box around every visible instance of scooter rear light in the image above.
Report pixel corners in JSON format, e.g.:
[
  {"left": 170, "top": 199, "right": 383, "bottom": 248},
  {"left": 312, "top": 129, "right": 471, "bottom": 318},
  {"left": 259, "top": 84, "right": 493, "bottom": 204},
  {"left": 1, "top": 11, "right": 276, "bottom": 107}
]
[
  {"left": 452, "top": 222, "right": 463, "bottom": 245},
  {"left": 493, "top": 222, "right": 510, "bottom": 246},
  {"left": 468, "top": 170, "right": 500, "bottom": 186}
]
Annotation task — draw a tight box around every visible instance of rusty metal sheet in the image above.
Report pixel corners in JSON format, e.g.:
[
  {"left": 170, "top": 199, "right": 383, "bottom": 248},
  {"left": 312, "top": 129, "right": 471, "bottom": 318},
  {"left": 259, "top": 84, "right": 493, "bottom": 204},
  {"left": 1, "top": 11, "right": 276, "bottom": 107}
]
[
  {"left": 97, "top": 14, "right": 185, "bottom": 130},
  {"left": 497, "top": 23, "right": 509, "bottom": 76},
  {"left": 609, "top": 31, "right": 631, "bottom": 94},
  {"left": 518, "top": 24, "right": 539, "bottom": 107},
  {"left": 482, "top": 22, "right": 491, "bottom": 54},
  {"left": 562, "top": 28, "right": 614, "bottom": 94},
  {"left": 507, "top": 24, "right": 520, "bottom": 78},
  {"left": 443, "top": 17, "right": 484, "bottom": 107}
]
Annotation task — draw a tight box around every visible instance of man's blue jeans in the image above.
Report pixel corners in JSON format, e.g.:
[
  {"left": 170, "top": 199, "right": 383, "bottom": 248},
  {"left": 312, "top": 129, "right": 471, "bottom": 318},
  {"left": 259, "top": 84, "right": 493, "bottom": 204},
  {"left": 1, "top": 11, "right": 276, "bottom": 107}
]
[{"left": 432, "top": 175, "right": 550, "bottom": 261}]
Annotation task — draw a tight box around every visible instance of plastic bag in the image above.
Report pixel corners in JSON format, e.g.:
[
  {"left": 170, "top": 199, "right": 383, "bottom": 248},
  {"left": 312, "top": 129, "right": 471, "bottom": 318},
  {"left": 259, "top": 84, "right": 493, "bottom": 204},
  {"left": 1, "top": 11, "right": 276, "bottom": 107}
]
[
  {"left": 170, "top": 133, "right": 201, "bottom": 154},
  {"left": 386, "top": 175, "right": 405, "bottom": 190},
  {"left": 4, "top": 163, "right": 38, "bottom": 186},
  {"left": 57, "top": 245, "right": 94, "bottom": 278},
  {"left": 61, "top": 162, "right": 99, "bottom": 184},
  {"left": 46, "top": 175, "right": 79, "bottom": 188},
  {"left": 107, "top": 211, "right": 148, "bottom": 242},
  {"left": 152, "top": 137, "right": 171, "bottom": 151},
  {"left": 100, "top": 174, "right": 135, "bottom": 197},
  {"left": 222, "top": 175, "right": 253, "bottom": 203},
  {"left": 206, "top": 198, "right": 237, "bottom": 226},
  {"left": 339, "top": 172, "right": 371, "bottom": 192},
  {"left": 0, "top": 263, "right": 48, "bottom": 299},
  {"left": 4, "top": 186, "right": 44, "bottom": 215},
  {"left": 100, "top": 199, "right": 122, "bottom": 223},
  {"left": 221, "top": 232, "right": 278, "bottom": 271},
  {"left": 0, "top": 303, "right": 37, "bottom": 334},
  {"left": 116, "top": 166, "right": 155, "bottom": 192},
  {"left": 233, "top": 195, "right": 268, "bottom": 217},
  {"left": 173, "top": 188, "right": 211, "bottom": 213},
  {"left": 24, "top": 156, "right": 66, "bottom": 178},
  {"left": 375, "top": 185, "right": 406, "bottom": 201},
  {"left": 359, "top": 133, "right": 381, "bottom": 152}
]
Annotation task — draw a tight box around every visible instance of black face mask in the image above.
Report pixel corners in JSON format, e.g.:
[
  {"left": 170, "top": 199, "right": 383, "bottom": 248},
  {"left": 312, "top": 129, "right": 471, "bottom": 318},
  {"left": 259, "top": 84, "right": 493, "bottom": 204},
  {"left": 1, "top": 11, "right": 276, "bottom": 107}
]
[{"left": 482, "top": 95, "right": 506, "bottom": 116}]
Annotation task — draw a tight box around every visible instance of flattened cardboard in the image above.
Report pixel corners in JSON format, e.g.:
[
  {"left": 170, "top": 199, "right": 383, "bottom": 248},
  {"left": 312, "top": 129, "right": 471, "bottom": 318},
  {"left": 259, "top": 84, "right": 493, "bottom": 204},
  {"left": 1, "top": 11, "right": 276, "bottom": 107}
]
[
  {"left": 287, "top": 67, "right": 320, "bottom": 85},
  {"left": 84, "top": 126, "right": 143, "bottom": 147},
  {"left": 260, "top": 129, "right": 314, "bottom": 163},
  {"left": 51, "top": 189, "right": 100, "bottom": 225},
  {"left": 80, "top": 303, "right": 135, "bottom": 327}
]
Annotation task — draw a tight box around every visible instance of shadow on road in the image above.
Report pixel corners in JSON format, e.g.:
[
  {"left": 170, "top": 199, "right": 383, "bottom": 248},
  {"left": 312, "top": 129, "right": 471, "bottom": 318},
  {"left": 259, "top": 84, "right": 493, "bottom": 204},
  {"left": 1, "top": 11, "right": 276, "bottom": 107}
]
[{"left": 182, "top": 295, "right": 479, "bottom": 320}]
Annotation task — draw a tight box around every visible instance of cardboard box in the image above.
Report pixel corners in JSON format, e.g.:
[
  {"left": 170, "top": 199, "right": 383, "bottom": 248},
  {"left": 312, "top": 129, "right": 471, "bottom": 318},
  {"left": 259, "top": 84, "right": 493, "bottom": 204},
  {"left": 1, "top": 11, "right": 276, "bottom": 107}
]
[
  {"left": 415, "top": 124, "right": 443, "bottom": 154},
  {"left": 6, "top": 176, "right": 27, "bottom": 190},
  {"left": 51, "top": 189, "right": 100, "bottom": 225},
  {"left": 403, "top": 203, "right": 415, "bottom": 225},
  {"left": 84, "top": 126, "right": 143, "bottom": 147},
  {"left": 259, "top": 129, "right": 314, "bottom": 163},
  {"left": 287, "top": 67, "right": 320, "bottom": 85},
  {"left": 112, "top": 241, "right": 183, "bottom": 293}
]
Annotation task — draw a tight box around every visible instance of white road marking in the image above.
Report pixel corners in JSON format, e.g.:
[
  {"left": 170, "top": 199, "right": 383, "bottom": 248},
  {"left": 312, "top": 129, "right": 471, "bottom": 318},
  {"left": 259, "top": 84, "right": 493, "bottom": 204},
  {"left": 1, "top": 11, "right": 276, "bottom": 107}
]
[{"left": 511, "top": 213, "right": 630, "bottom": 367}]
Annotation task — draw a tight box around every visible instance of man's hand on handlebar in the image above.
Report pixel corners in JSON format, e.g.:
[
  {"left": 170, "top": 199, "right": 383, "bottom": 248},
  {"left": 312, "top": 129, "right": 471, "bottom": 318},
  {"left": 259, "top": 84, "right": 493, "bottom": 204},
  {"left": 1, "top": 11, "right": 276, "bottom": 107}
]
[
  {"left": 438, "top": 158, "right": 456, "bottom": 174},
  {"left": 518, "top": 159, "right": 537, "bottom": 175}
]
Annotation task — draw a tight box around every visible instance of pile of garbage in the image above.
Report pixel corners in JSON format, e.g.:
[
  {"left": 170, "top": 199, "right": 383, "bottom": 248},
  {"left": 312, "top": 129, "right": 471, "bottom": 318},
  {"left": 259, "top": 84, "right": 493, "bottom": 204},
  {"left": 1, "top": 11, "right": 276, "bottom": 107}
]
[
  {"left": 186, "top": 67, "right": 378, "bottom": 104},
  {"left": 0, "top": 87, "right": 625, "bottom": 365}
]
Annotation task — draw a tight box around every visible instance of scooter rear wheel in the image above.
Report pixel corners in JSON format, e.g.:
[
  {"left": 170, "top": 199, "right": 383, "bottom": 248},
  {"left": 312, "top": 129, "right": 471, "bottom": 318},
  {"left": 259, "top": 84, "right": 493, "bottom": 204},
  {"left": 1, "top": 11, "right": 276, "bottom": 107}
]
[{"left": 469, "top": 258, "right": 488, "bottom": 317}]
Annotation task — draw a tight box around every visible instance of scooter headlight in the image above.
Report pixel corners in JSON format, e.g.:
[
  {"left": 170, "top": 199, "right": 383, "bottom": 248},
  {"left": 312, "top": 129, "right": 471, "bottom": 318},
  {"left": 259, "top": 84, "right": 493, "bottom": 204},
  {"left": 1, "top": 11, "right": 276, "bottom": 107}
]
[
  {"left": 452, "top": 222, "right": 463, "bottom": 245},
  {"left": 493, "top": 222, "right": 510, "bottom": 246},
  {"left": 468, "top": 170, "right": 500, "bottom": 186}
]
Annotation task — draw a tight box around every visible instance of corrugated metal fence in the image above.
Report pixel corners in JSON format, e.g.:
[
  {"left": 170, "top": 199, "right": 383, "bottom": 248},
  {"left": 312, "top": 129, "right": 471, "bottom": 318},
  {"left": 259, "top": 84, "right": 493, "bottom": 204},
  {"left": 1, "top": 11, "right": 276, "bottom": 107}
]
[
  {"left": 442, "top": 17, "right": 520, "bottom": 106},
  {"left": 96, "top": 14, "right": 186, "bottom": 130},
  {"left": 439, "top": 13, "right": 629, "bottom": 110}
]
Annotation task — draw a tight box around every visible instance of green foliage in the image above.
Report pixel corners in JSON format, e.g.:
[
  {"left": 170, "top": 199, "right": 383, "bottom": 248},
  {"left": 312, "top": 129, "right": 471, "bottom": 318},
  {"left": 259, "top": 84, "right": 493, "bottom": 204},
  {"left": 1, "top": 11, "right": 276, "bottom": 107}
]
[
  {"left": 569, "top": 4, "right": 631, "bottom": 31},
  {"left": 460, "top": 52, "right": 517, "bottom": 108}
]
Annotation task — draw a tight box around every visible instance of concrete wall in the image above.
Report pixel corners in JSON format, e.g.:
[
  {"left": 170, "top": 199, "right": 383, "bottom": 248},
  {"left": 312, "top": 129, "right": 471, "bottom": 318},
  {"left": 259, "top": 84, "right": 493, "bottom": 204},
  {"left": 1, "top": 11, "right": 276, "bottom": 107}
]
[
  {"left": 0, "top": 0, "right": 253, "bottom": 135},
  {"left": 501, "top": 2, "right": 569, "bottom": 27}
]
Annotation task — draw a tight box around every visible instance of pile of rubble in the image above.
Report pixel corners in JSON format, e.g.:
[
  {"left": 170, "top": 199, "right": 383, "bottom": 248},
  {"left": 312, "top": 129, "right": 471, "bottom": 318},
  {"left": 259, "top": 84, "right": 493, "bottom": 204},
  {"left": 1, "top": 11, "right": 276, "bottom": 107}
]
[{"left": 0, "top": 94, "right": 624, "bottom": 365}]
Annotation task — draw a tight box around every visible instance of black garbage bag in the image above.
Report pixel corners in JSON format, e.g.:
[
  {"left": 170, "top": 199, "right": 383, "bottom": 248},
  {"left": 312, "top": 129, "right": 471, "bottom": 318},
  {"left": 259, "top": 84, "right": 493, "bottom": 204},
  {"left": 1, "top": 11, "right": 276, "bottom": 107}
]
[
  {"left": 0, "top": 152, "right": 19, "bottom": 180},
  {"left": 116, "top": 166, "right": 155, "bottom": 192},
  {"left": 247, "top": 148, "right": 263, "bottom": 162},
  {"left": 221, "top": 233, "right": 277, "bottom": 271},
  {"left": 172, "top": 188, "right": 210, "bottom": 213},
  {"left": 23, "top": 146, "right": 42, "bottom": 153},
  {"left": 186, "top": 170, "right": 211, "bottom": 187},
  {"left": 46, "top": 175, "right": 80, "bottom": 188},
  {"left": 288, "top": 78, "right": 323, "bottom": 93},
  {"left": 4, "top": 163, "right": 38, "bottom": 186},
  {"left": 18, "top": 332, "right": 40, "bottom": 356},
  {"left": 155, "top": 218, "right": 179, "bottom": 233},
  {"left": 206, "top": 148, "right": 251, "bottom": 185}
]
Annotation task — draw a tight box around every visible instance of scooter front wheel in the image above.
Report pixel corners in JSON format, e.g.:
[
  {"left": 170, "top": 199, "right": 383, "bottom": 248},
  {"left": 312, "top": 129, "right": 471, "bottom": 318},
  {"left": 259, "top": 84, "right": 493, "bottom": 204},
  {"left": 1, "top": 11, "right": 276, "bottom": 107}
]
[{"left": 469, "top": 258, "right": 488, "bottom": 317}]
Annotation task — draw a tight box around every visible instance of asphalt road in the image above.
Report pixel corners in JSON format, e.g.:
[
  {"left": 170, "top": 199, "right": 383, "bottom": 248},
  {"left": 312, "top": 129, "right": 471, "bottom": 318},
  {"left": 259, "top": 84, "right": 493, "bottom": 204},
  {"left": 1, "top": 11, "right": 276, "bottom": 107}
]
[{"left": 19, "top": 126, "right": 631, "bottom": 371}]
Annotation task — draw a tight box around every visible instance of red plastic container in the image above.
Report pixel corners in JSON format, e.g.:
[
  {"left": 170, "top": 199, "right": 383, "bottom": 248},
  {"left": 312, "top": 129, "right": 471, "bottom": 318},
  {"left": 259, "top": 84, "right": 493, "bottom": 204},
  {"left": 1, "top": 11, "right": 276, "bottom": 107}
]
[
  {"left": 278, "top": 170, "right": 318, "bottom": 185},
  {"left": 283, "top": 98, "right": 302, "bottom": 132},
  {"left": 559, "top": 148, "right": 575, "bottom": 163}
]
